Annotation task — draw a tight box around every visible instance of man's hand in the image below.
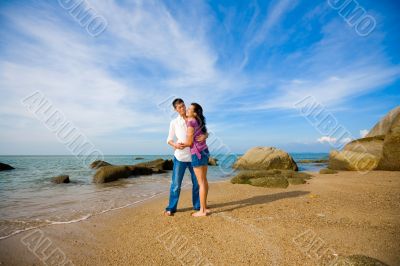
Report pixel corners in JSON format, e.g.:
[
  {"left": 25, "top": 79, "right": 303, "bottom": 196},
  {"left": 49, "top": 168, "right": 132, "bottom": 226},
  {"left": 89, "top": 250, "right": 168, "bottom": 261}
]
[
  {"left": 174, "top": 143, "right": 186, "bottom": 150},
  {"left": 196, "top": 133, "right": 207, "bottom": 142}
]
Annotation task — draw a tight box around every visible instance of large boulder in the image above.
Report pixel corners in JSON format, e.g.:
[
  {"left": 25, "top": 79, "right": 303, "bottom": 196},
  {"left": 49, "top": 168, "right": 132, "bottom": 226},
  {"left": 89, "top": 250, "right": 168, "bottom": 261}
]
[
  {"left": 52, "top": 175, "right": 70, "bottom": 184},
  {"left": 0, "top": 162, "right": 14, "bottom": 171},
  {"left": 377, "top": 113, "right": 400, "bottom": 170},
  {"left": 233, "top": 147, "right": 298, "bottom": 171},
  {"left": 329, "top": 106, "right": 400, "bottom": 171},
  {"left": 329, "top": 150, "right": 380, "bottom": 171},
  {"left": 366, "top": 106, "right": 400, "bottom": 137}
]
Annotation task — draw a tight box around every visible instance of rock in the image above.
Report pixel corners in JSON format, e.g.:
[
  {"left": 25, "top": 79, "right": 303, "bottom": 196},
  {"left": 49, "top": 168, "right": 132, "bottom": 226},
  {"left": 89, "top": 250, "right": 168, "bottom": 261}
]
[
  {"left": 52, "top": 175, "right": 70, "bottom": 184},
  {"left": 297, "top": 159, "right": 329, "bottom": 163},
  {"left": 319, "top": 168, "right": 338, "bottom": 174},
  {"left": 208, "top": 157, "right": 218, "bottom": 166},
  {"left": 297, "top": 159, "right": 328, "bottom": 163},
  {"left": 335, "top": 254, "right": 388, "bottom": 266},
  {"left": 134, "top": 159, "right": 173, "bottom": 173},
  {"left": 93, "top": 166, "right": 130, "bottom": 183},
  {"left": 93, "top": 165, "right": 153, "bottom": 183},
  {"left": 231, "top": 169, "right": 311, "bottom": 188},
  {"left": 249, "top": 177, "right": 289, "bottom": 188},
  {"left": 92, "top": 158, "right": 174, "bottom": 183},
  {"left": 366, "top": 106, "right": 400, "bottom": 137},
  {"left": 377, "top": 113, "right": 400, "bottom": 170},
  {"left": 329, "top": 106, "right": 400, "bottom": 171},
  {"left": 329, "top": 150, "right": 380, "bottom": 171},
  {"left": 134, "top": 157, "right": 144, "bottom": 160},
  {"left": 233, "top": 147, "right": 298, "bottom": 171},
  {"left": 162, "top": 159, "right": 174, "bottom": 171},
  {"left": 0, "top": 162, "right": 14, "bottom": 171},
  {"left": 90, "top": 160, "right": 112, "bottom": 169},
  {"left": 287, "top": 177, "right": 306, "bottom": 185}
]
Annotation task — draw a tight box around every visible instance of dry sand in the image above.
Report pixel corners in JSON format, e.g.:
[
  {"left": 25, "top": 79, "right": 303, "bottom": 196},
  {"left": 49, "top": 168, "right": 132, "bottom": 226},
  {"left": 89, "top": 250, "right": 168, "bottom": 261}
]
[{"left": 0, "top": 170, "right": 399, "bottom": 265}]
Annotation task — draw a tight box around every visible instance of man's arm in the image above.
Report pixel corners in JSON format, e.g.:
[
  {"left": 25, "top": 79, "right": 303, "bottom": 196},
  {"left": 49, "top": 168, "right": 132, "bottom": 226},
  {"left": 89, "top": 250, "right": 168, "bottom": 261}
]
[
  {"left": 167, "top": 121, "right": 185, "bottom": 150},
  {"left": 196, "top": 132, "right": 209, "bottom": 142}
]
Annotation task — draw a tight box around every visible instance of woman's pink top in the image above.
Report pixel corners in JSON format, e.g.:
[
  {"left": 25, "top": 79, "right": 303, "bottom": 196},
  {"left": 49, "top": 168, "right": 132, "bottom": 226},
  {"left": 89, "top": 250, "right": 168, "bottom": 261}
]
[{"left": 186, "top": 118, "right": 208, "bottom": 159}]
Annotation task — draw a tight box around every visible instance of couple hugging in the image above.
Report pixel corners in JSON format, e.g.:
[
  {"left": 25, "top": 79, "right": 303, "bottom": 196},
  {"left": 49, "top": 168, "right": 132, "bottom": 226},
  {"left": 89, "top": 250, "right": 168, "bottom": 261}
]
[{"left": 164, "top": 98, "right": 210, "bottom": 217}]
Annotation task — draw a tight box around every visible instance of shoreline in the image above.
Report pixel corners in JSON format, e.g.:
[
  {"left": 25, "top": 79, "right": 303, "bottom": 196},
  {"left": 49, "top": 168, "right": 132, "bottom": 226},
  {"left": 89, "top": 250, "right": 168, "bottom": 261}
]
[
  {"left": 0, "top": 178, "right": 233, "bottom": 241},
  {"left": 1, "top": 170, "right": 399, "bottom": 265}
]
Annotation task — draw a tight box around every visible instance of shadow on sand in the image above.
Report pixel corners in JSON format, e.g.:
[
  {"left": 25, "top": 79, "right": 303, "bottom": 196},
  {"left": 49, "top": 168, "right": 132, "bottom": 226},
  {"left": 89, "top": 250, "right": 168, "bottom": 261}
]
[{"left": 178, "top": 190, "right": 310, "bottom": 213}]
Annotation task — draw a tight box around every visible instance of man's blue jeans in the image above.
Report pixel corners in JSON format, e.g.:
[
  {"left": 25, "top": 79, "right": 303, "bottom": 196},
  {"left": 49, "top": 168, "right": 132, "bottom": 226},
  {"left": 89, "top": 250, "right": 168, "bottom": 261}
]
[{"left": 165, "top": 156, "right": 200, "bottom": 213}]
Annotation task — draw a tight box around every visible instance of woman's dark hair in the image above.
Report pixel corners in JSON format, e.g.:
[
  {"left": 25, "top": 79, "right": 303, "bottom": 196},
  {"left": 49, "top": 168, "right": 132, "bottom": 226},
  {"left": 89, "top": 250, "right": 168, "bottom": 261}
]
[{"left": 191, "top": 103, "right": 207, "bottom": 134}]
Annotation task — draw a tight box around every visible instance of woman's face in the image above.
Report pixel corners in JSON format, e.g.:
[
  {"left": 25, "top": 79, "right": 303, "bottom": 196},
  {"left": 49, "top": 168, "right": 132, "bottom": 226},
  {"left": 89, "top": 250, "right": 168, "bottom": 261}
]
[{"left": 186, "top": 105, "right": 196, "bottom": 118}]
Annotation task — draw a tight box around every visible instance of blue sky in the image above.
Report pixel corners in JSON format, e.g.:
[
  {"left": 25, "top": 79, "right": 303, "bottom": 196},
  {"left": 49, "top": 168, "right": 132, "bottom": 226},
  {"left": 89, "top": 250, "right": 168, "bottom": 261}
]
[{"left": 0, "top": 0, "right": 399, "bottom": 155}]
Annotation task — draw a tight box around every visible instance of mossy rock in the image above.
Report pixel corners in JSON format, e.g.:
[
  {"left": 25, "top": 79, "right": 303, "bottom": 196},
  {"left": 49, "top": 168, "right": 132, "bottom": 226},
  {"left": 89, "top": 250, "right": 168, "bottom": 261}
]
[
  {"left": 231, "top": 169, "right": 312, "bottom": 188},
  {"left": 287, "top": 177, "right": 306, "bottom": 185},
  {"left": 319, "top": 168, "right": 338, "bottom": 174},
  {"left": 335, "top": 255, "right": 388, "bottom": 266},
  {"left": 249, "top": 177, "right": 289, "bottom": 188}
]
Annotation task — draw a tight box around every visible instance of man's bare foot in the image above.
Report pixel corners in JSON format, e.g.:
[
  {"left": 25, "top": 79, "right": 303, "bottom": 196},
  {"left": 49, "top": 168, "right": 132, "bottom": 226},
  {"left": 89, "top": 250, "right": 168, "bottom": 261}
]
[
  {"left": 192, "top": 211, "right": 207, "bottom": 217},
  {"left": 164, "top": 211, "right": 174, "bottom": 216}
]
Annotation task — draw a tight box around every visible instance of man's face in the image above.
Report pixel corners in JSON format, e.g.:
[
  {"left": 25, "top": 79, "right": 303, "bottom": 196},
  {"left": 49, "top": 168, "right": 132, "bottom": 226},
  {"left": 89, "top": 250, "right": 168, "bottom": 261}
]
[{"left": 175, "top": 102, "right": 186, "bottom": 116}]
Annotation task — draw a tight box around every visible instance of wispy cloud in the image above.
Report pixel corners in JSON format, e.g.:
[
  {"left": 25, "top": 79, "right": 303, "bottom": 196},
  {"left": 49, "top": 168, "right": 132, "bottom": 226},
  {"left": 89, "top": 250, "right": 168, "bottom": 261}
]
[{"left": 0, "top": 0, "right": 399, "bottom": 154}]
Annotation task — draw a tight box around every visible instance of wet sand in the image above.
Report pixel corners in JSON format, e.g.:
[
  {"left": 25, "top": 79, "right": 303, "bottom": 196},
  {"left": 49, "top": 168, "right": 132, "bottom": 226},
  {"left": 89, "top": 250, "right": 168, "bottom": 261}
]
[{"left": 0, "top": 170, "right": 399, "bottom": 265}]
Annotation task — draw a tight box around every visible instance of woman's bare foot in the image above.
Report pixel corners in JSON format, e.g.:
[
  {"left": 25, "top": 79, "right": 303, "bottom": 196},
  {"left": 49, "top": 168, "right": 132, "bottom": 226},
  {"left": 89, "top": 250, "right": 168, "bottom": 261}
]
[
  {"left": 205, "top": 209, "right": 211, "bottom": 214},
  {"left": 191, "top": 211, "right": 207, "bottom": 217}
]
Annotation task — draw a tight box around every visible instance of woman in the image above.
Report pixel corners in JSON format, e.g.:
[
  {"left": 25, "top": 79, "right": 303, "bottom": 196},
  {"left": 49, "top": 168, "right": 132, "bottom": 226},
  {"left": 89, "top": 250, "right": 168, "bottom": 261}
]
[{"left": 183, "top": 103, "right": 210, "bottom": 217}]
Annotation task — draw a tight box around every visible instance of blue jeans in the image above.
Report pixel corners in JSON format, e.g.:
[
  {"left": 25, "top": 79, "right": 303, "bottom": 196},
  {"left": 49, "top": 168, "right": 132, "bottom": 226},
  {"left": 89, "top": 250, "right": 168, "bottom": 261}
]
[{"left": 165, "top": 156, "right": 200, "bottom": 213}]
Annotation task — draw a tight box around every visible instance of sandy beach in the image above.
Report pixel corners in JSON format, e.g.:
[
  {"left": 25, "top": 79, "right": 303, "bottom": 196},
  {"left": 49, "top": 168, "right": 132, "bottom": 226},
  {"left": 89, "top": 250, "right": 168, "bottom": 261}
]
[{"left": 0, "top": 170, "right": 399, "bottom": 265}]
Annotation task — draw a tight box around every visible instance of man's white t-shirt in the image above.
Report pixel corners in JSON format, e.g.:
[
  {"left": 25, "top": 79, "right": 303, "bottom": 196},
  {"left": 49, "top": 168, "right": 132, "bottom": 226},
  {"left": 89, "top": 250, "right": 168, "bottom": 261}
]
[{"left": 167, "top": 115, "right": 192, "bottom": 162}]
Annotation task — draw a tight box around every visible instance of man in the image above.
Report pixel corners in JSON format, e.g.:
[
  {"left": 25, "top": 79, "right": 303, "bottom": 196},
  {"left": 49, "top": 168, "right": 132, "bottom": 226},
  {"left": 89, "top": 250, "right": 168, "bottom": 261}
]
[{"left": 164, "top": 98, "right": 207, "bottom": 216}]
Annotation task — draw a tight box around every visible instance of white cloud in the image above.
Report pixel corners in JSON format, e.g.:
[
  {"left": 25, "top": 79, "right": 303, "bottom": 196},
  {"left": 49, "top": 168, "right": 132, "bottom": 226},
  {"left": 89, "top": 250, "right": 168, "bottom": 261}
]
[
  {"left": 317, "top": 136, "right": 337, "bottom": 144},
  {"left": 0, "top": 0, "right": 236, "bottom": 140},
  {"left": 360, "top": 129, "right": 369, "bottom": 138},
  {"left": 0, "top": 1, "right": 399, "bottom": 154}
]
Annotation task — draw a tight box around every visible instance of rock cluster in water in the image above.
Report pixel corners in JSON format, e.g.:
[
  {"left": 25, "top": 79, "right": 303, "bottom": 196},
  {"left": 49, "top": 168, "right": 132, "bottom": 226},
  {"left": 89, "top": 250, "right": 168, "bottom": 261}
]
[{"left": 92, "top": 159, "right": 174, "bottom": 183}]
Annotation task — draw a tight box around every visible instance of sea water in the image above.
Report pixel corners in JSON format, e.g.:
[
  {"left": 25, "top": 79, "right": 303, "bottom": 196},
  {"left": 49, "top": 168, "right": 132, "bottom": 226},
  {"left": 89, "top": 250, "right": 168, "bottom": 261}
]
[{"left": 0, "top": 153, "right": 327, "bottom": 239}]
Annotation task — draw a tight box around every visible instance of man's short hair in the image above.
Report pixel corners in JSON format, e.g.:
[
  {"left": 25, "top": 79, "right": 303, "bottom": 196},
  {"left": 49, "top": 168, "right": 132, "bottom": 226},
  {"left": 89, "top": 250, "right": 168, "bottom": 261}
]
[{"left": 172, "top": 98, "right": 184, "bottom": 108}]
